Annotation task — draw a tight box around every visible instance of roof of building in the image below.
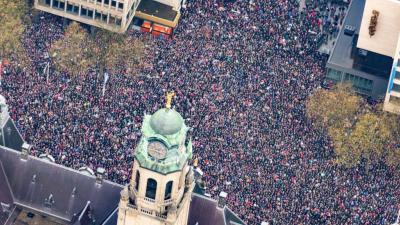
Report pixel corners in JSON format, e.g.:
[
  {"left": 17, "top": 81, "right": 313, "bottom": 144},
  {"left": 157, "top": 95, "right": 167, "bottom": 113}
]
[
  {"left": 0, "top": 160, "right": 13, "bottom": 225},
  {"left": 0, "top": 145, "right": 124, "bottom": 225},
  {"left": 188, "top": 193, "right": 246, "bottom": 225},
  {"left": 1, "top": 117, "right": 25, "bottom": 151},
  {"left": 135, "top": 110, "right": 192, "bottom": 175},
  {"left": 357, "top": 0, "right": 400, "bottom": 58},
  {"left": 150, "top": 108, "right": 184, "bottom": 136},
  {"left": 327, "top": 0, "right": 392, "bottom": 78},
  {"left": 328, "top": 0, "right": 366, "bottom": 69},
  {"left": 137, "top": 0, "right": 178, "bottom": 22}
]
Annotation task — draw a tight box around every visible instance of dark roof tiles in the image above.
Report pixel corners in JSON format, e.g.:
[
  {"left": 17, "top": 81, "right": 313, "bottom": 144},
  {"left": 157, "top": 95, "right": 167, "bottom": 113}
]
[{"left": 0, "top": 146, "right": 123, "bottom": 225}]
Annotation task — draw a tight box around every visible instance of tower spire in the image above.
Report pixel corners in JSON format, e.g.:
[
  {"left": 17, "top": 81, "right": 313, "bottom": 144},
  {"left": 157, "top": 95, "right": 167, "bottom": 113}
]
[{"left": 165, "top": 92, "right": 176, "bottom": 109}]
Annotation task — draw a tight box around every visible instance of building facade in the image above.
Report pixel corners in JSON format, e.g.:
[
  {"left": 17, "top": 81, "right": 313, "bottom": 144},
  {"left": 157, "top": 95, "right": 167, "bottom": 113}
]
[
  {"left": 384, "top": 33, "right": 400, "bottom": 114},
  {"left": 34, "top": 0, "right": 140, "bottom": 33},
  {"left": 34, "top": 0, "right": 184, "bottom": 35}
]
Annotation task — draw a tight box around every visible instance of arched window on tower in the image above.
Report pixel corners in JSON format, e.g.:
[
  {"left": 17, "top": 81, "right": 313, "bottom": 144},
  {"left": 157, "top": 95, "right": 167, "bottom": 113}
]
[
  {"left": 164, "top": 181, "right": 173, "bottom": 200},
  {"left": 145, "top": 178, "right": 157, "bottom": 200},
  {"left": 135, "top": 171, "right": 140, "bottom": 191}
]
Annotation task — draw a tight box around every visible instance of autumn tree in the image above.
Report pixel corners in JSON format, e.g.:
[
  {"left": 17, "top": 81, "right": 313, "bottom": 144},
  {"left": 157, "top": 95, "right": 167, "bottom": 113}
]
[
  {"left": 51, "top": 25, "right": 144, "bottom": 78},
  {"left": 307, "top": 83, "right": 400, "bottom": 170},
  {"left": 49, "top": 22, "right": 91, "bottom": 77},
  {"left": 105, "top": 35, "right": 144, "bottom": 76},
  {"left": 306, "top": 83, "right": 362, "bottom": 130},
  {"left": 334, "top": 112, "right": 393, "bottom": 170},
  {"left": 88, "top": 29, "right": 144, "bottom": 77},
  {"left": 0, "top": 0, "right": 29, "bottom": 65}
]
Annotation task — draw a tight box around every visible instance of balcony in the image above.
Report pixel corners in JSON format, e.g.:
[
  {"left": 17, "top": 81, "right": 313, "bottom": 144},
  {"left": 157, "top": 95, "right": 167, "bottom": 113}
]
[
  {"left": 155, "top": 212, "right": 167, "bottom": 219},
  {"left": 164, "top": 198, "right": 173, "bottom": 204},
  {"left": 127, "top": 203, "right": 137, "bottom": 210},
  {"left": 143, "top": 197, "right": 155, "bottom": 203},
  {"left": 140, "top": 208, "right": 153, "bottom": 216}
]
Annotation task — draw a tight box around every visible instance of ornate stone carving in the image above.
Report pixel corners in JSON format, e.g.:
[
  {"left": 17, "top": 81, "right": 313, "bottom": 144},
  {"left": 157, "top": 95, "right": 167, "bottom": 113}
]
[
  {"left": 168, "top": 202, "right": 177, "bottom": 214},
  {"left": 185, "top": 169, "right": 194, "bottom": 187},
  {"left": 120, "top": 186, "right": 129, "bottom": 201}
]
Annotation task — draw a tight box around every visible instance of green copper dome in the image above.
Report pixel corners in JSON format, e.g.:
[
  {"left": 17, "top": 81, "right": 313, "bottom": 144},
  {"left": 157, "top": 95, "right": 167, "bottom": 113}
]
[{"left": 150, "top": 108, "right": 184, "bottom": 135}]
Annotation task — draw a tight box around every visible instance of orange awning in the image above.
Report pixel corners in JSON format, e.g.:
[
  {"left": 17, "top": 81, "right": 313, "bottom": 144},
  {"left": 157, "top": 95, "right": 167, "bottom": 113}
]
[
  {"left": 152, "top": 23, "right": 172, "bottom": 35},
  {"left": 142, "top": 21, "right": 152, "bottom": 29}
]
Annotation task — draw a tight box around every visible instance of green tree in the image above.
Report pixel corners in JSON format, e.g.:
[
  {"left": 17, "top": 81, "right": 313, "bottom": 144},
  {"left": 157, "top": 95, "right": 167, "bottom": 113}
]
[
  {"left": 0, "top": 0, "right": 29, "bottom": 65},
  {"left": 49, "top": 22, "right": 91, "bottom": 77},
  {"left": 306, "top": 83, "right": 362, "bottom": 130}
]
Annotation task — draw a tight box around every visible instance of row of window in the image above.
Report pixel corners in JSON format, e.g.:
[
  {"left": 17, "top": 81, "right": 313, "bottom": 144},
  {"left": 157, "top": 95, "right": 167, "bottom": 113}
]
[
  {"left": 46, "top": 0, "right": 124, "bottom": 10},
  {"left": 395, "top": 70, "right": 400, "bottom": 80},
  {"left": 343, "top": 73, "right": 373, "bottom": 93},
  {"left": 326, "top": 69, "right": 374, "bottom": 93},
  {"left": 89, "top": 0, "right": 124, "bottom": 10},
  {"left": 135, "top": 171, "right": 173, "bottom": 200},
  {"left": 391, "top": 83, "right": 400, "bottom": 93},
  {"left": 39, "top": 0, "right": 123, "bottom": 26},
  {"left": 326, "top": 68, "right": 342, "bottom": 82}
]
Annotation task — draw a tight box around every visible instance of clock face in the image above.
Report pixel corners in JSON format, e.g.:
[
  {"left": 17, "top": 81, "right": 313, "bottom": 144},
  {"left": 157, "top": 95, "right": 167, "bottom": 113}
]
[{"left": 147, "top": 141, "right": 167, "bottom": 160}]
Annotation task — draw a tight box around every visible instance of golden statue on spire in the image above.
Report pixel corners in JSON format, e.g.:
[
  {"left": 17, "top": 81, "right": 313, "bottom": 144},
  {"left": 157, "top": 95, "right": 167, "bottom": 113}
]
[{"left": 165, "top": 92, "right": 175, "bottom": 109}]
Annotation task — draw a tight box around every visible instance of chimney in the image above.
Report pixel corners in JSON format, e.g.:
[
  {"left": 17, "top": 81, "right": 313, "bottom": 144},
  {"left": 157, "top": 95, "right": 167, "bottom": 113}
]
[
  {"left": 218, "top": 191, "right": 227, "bottom": 208},
  {"left": 21, "top": 142, "right": 31, "bottom": 159},
  {"left": 96, "top": 167, "right": 105, "bottom": 184}
]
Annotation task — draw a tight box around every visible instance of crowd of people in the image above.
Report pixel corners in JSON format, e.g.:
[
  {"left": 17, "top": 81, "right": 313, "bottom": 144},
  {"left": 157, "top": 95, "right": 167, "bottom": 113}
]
[{"left": 1, "top": 0, "right": 399, "bottom": 224}]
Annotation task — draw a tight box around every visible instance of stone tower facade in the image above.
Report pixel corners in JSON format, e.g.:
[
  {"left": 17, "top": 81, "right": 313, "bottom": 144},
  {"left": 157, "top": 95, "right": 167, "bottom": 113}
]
[{"left": 117, "top": 108, "right": 195, "bottom": 225}]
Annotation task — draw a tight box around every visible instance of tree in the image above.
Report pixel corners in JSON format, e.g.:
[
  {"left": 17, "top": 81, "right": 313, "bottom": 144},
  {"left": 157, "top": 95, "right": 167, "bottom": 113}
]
[
  {"left": 49, "top": 22, "right": 91, "bottom": 77},
  {"left": 51, "top": 26, "right": 145, "bottom": 78},
  {"left": 381, "top": 112, "right": 400, "bottom": 167},
  {"left": 88, "top": 29, "right": 144, "bottom": 77},
  {"left": 328, "top": 126, "right": 359, "bottom": 168},
  {"left": 0, "top": 0, "right": 29, "bottom": 66},
  {"left": 306, "top": 83, "right": 362, "bottom": 130},
  {"left": 105, "top": 35, "right": 144, "bottom": 76},
  {"left": 336, "top": 113, "right": 391, "bottom": 170},
  {"left": 307, "top": 83, "right": 400, "bottom": 170},
  {"left": 0, "top": 0, "right": 27, "bottom": 17}
]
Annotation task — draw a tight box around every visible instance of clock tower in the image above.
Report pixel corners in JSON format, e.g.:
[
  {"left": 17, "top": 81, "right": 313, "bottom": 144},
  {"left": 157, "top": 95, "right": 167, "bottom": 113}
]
[{"left": 117, "top": 105, "right": 195, "bottom": 225}]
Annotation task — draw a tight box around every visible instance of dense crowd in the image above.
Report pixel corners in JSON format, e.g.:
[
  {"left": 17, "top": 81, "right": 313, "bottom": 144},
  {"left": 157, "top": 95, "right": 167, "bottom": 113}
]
[{"left": 1, "top": 0, "right": 400, "bottom": 224}]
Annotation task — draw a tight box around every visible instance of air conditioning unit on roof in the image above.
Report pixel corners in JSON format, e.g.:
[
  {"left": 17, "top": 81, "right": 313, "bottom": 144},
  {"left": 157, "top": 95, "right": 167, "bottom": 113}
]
[{"left": 344, "top": 25, "right": 356, "bottom": 36}]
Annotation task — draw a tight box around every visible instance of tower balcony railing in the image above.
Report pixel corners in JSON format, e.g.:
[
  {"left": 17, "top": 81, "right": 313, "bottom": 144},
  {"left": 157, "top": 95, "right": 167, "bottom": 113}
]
[
  {"left": 140, "top": 207, "right": 153, "bottom": 216},
  {"left": 155, "top": 212, "right": 167, "bottom": 219},
  {"left": 125, "top": 204, "right": 169, "bottom": 221},
  {"left": 127, "top": 203, "right": 138, "bottom": 210},
  {"left": 137, "top": 207, "right": 168, "bottom": 220},
  {"left": 143, "top": 197, "right": 156, "bottom": 203},
  {"left": 164, "top": 198, "right": 173, "bottom": 204}
]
